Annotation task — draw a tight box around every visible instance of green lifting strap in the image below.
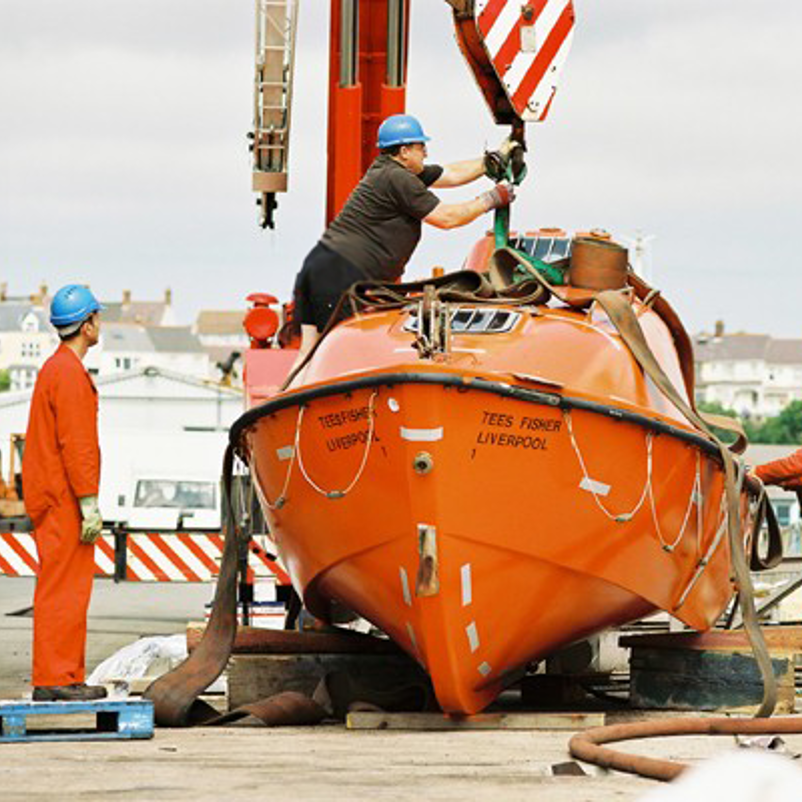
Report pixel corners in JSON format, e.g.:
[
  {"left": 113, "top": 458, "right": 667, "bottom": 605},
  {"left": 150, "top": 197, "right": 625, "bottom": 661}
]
[
  {"left": 491, "top": 152, "right": 566, "bottom": 286},
  {"left": 492, "top": 154, "right": 525, "bottom": 250}
]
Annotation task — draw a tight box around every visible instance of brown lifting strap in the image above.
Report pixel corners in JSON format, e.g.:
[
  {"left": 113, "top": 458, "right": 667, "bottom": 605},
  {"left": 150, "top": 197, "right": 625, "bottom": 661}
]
[{"left": 593, "top": 289, "right": 779, "bottom": 718}]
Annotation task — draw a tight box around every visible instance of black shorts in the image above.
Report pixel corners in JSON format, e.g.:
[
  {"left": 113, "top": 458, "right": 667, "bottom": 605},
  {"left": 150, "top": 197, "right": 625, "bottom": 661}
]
[{"left": 293, "top": 242, "right": 366, "bottom": 332}]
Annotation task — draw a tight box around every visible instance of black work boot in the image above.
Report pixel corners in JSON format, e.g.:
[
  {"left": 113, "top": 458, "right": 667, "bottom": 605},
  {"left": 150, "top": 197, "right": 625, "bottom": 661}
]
[{"left": 32, "top": 683, "right": 108, "bottom": 702}]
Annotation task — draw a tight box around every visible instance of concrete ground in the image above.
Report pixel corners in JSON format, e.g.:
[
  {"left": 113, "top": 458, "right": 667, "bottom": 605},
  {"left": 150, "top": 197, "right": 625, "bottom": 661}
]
[{"left": 2, "top": 577, "right": 801, "bottom": 801}]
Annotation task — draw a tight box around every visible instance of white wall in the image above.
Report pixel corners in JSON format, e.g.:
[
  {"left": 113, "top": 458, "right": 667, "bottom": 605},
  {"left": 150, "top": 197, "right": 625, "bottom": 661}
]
[{"left": 0, "top": 371, "right": 245, "bottom": 478}]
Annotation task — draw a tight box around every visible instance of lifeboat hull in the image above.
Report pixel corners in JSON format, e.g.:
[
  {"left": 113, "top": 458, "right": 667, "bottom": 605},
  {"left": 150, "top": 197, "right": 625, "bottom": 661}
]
[{"left": 235, "top": 368, "right": 734, "bottom": 714}]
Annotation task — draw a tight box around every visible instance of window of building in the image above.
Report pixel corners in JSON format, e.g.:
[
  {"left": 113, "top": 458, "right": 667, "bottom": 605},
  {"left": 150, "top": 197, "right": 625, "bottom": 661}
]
[
  {"left": 774, "top": 502, "right": 792, "bottom": 528},
  {"left": 114, "top": 357, "right": 133, "bottom": 371},
  {"left": 21, "top": 341, "right": 41, "bottom": 358},
  {"left": 10, "top": 367, "right": 37, "bottom": 391}
]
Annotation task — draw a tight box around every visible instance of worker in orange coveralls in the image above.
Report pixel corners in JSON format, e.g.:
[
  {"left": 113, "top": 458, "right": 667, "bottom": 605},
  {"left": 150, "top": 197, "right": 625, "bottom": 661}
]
[{"left": 22, "top": 284, "right": 107, "bottom": 702}]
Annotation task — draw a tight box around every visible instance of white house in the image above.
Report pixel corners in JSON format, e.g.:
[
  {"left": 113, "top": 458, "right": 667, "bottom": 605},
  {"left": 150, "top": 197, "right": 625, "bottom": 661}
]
[
  {"left": 694, "top": 324, "right": 802, "bottom": 418},
  {"left": 0, "top": 304, "right": 59, "bottom": 391},
  {"left": 0, "top": 287, "right": 193, "bottom": 389},
  {"left": 85, "top": 323, "right": 212, "bottom": 379}
]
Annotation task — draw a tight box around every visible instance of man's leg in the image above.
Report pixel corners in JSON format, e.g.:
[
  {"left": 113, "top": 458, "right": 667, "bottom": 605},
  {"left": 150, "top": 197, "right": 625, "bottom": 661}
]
[{"left": 32, "top": 502, "right": 97, "bottom": 688}]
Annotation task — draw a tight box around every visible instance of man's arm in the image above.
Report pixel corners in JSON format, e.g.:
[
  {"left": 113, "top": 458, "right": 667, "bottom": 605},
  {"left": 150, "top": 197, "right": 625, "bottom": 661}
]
[
  {"left": 432, "top": 158, "right": 484, "bottom": 188},
  {"left": 755, "top": 447, "right": 802, "bottom": 486},
  {"left": 424, "top": 197, "right": 487, "bottom": 230},
  {"left": 424, "top": 183, "right": 515, "bottom": 230}
]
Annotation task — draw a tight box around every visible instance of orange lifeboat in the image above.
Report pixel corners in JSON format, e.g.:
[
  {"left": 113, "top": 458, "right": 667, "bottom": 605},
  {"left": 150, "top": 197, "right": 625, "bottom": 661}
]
[{"left": 230, "top": 233, "right": 752, "bottom": 714}]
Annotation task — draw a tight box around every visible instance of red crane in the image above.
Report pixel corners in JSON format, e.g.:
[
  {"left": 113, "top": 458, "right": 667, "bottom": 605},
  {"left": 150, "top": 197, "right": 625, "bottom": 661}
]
[
  {"left": 251, "top": 1, "right": 575, "bottom": 229},
  {"left": 245, "top": 1, "right": 576, "bottom": 404}
]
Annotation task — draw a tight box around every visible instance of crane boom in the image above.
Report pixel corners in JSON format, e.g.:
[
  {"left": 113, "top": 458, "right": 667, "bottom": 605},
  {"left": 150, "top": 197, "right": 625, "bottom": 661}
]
[
  {"left": 250, "top": 0, "right": 575, "bottom": 229},
  {"left": 252, "top": 0, "right": 299, "bottom": 229}
]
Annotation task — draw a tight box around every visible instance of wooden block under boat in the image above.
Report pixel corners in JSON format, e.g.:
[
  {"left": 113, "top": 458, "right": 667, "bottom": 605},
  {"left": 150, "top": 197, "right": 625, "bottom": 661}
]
[
  {"left": 227, "top": 653, "right": 427, "bottom": 711},
  {"left": 186, "top": 623, "right": 403, "bottom": 655},
  {"left": 620, "top": 629, "right": 798, "bottom": 714},
  {"left": 345, "top": 711, "right": 605, "bottom": 731}
]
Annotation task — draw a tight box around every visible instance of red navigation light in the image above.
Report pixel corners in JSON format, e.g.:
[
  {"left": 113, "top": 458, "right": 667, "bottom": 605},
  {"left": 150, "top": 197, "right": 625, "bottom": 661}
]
[{"left": 244, "top": 294, "right": 280, "bottom": 346}]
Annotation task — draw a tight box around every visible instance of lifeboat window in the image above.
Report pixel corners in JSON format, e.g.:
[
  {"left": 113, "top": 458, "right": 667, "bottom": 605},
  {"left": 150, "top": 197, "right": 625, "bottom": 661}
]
[
  {"left": 405, "top": 308, "right": 521, "bottom": 334},
  {"left": 512, "top": 236, "right": 572, "bottom": 264}
]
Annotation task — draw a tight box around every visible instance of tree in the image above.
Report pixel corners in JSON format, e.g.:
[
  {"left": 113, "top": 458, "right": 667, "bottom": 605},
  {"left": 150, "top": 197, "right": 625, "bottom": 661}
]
[
  {"left": 750, "top": 400, "right": 802, "bottom": 445},
  {"left": 0, "top": 370, "right": 9, "bottom": 393}
]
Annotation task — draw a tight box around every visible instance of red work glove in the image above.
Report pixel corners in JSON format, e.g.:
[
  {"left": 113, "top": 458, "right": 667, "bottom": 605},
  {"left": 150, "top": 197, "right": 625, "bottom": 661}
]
[{"left": 480, "top": 181, "right": 516, "bottom": 212}]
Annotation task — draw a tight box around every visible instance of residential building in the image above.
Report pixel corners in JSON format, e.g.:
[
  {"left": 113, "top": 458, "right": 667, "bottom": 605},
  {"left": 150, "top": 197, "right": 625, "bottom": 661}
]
[
  {"left": 85, "top": 324, "right": 211, "bottom": 378},
  {"left": 193, "top": 310, "right": 249, "bottom": 384},
  {"left": 694, "top": 322, "right": 802, "bottom": 419},
  {"left": 1, "top": 286, "right": 203, "bottom": 387},
  {"left": 102, "top": 288, "right": 176, "bottom": 327},
  {"left": 0, "top": 303, "right": 58, "bottom": 391}
]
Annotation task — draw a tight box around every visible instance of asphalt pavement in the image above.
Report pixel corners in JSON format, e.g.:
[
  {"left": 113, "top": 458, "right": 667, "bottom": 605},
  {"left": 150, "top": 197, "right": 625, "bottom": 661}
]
[
  {"left": 3, "top": 577, "right": 802, "bottom": 801},
  {"left": 0, "top": 576, "right": 211, "bottom": 699}
]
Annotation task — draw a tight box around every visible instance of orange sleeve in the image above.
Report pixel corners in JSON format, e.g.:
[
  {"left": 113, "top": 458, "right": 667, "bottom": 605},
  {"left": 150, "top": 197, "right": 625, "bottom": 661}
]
[
  {"left": 53, "top": 368, "right": 100, "bottom": 498},
  {"left": 754, "top": 447, "right": 802, "bottom": 487}
]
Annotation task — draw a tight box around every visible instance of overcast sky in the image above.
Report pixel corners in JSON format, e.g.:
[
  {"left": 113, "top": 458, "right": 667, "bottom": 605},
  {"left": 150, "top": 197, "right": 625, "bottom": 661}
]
[{"left": 1, "top": 1, "right": 800, "bottom": 336}]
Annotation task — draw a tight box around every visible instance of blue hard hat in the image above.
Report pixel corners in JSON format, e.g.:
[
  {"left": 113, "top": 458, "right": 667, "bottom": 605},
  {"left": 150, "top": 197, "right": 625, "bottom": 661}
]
[
  {"left": 50, "top": 284, "right": 104, "bottom": 328},
  {"left": 377, "top": 114, "right": 430, "bottom": 148}
]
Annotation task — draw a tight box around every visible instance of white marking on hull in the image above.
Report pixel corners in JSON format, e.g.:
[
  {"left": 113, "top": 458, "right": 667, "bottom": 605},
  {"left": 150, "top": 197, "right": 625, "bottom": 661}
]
[
  {"left": 276, "top": 446, "right": 294, "bottom": 461},
  {"left": 399, "top": 566, "right": 412, "bottom": 607},
  {"left": 461, "top": 563, "right": 472, "bottom": 607},
  {"left": 466, "top": 622, "right": 480, "bottom": 653},
  {"left": 580, "top": 477, "right": 611, "bottom": 497},
  {"left": 406, "top": 622, "right": 419, "bottom": 653},
  {"left": 387, "top": 398, "right": 400, "bottom": 413},
  {"left": 401, "top": 427, "right": 443, "bottom": 442}
]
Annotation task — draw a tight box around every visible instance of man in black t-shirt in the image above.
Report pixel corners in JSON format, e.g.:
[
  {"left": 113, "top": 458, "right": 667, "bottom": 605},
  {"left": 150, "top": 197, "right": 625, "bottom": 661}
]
[{"left": 291, "top": 113, "right": 516, "bottom": 363}]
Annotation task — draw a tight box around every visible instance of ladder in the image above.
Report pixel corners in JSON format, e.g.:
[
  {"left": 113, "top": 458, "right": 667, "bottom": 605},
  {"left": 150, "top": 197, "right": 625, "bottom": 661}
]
[{"left": 252, "top": 0, "right": 299, "bottom": 228}]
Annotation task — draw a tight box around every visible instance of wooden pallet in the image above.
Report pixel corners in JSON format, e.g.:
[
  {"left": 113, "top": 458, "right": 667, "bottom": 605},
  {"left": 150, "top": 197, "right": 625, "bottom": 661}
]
[
  {"left": 346, "top": 710, "right": 605, "bottom": 731},
  {"left": 0, "top": 699, "right": 154, "bottom": 743}
]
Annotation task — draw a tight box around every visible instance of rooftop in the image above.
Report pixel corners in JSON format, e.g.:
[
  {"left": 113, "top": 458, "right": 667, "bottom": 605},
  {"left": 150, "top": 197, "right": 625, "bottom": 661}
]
[
  {"left": 694, "top": 332, "right": 802, "bottom": 364},
  {"left": 0, "top": 304, "right": 50, "bottom": 333},
  {"left": 101, "top": 323, "right": 204, "bottom": 354},
  {"left": 195, "top": 310, "right": 246, "bottom": 336}
]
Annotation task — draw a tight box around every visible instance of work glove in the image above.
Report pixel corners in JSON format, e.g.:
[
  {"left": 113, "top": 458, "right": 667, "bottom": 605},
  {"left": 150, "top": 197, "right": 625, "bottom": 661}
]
[
  {"left": 479, "top": 181, "right": 516, "bottom": 212},
  {"left": 484, "top": 136, "right": 526, "bottom": 181},
  {"left": 497, "top": 135, "right": 518, "bottom": 159},
  {"left": 79, "top": 495, "right": 103, "bottom": 544}
]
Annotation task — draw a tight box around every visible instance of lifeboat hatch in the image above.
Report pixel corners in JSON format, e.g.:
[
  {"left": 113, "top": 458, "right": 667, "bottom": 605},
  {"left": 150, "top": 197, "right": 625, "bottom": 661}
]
[{"left": 415, "top": 524, "right": 440, "bottom": 597}]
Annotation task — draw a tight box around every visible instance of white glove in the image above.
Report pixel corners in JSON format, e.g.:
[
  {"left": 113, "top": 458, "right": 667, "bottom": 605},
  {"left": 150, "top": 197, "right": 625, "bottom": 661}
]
[
  {"left": 79, "top": 495, "right": 103, "bottom": 544},
  {"left": 497, "top": 136, "right": 521, "bottom": 159}
]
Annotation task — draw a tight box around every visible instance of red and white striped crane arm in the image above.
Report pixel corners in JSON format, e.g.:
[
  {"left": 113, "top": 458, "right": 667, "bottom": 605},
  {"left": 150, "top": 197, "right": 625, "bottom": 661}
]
[{"left": 449, "top": 0, "right": 576, "bottom": 123}]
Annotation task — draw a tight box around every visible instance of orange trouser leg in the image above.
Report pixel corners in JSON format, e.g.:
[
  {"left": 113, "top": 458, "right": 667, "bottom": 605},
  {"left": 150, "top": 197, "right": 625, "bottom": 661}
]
[{"left": 32, "top": 503, "right": 96, "bottom": 687}]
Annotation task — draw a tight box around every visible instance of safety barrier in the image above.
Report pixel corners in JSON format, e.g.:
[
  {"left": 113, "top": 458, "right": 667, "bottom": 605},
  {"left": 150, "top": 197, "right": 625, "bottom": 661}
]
[{"left": 0, "top": 530, "right": 289, "bottom": 584}]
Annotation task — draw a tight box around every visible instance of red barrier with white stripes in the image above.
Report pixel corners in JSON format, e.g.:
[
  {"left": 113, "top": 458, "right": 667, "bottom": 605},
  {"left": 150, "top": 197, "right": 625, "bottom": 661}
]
[
  {"left": 476, "top": 0, "right": 575, "bottom": 121},
  {"left": 0, "top": 531, "right": 290, "bottom": 584}
]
